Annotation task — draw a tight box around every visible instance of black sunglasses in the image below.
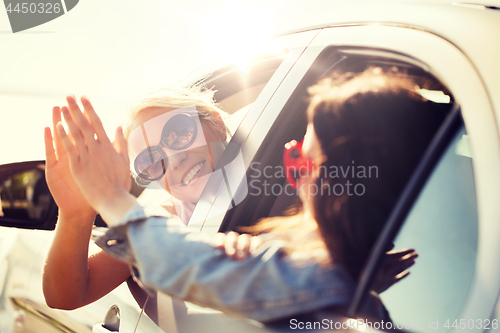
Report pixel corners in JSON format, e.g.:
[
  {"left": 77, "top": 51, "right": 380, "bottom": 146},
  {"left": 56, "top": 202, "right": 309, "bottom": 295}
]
[{"left": 134, "top": 113, "right": 199, "bottom": 181}]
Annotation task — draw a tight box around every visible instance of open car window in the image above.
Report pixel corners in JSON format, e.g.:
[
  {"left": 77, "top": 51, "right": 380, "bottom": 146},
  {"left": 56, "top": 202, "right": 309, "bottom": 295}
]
[
  {"left": 221, "top": 46, "right": 456, "bottom": 232},
  {"left": 373, "top": 123, "right": 478, "bottom": 331}
]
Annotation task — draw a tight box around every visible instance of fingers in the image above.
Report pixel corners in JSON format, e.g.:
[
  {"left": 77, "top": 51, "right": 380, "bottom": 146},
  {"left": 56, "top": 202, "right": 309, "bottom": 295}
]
[
  {"left": 385, "top": 248, "right": 417, "bottom": 263},
  {"left": 81, "top": 96, "right": 110, "bottom": 144},
  {"left": 249, "top": 235, "right": 262, "bottom": 252},
  {"left": 52, "top": 106, "right": 66, "bottom": 159},
  {"left": 113, "top": 126, "right": 129, "bottom": 164},
  {"left": 383, "top": 251, "right": 417, "bottom": 277},
  {"left": 214, "top": 233, "right": 226, "bottom": 249},
  {"left": 395, "top": 270, "right": 410, "bottom": 281},
  {"left": 44, "top": 127, "right": 56, "bottom": 167},
  {"left": 392, "top": 248, "right": 416, "bottom": 256},
  {"left": 66, "top": 96, "right": 98, "bottom": 145},
  {"left": 395, "top": 255, "right": 417, "bottom": 273},
  {"left": 61, "top": 106, "right": 87, "bottom": 157},
  {"left": 386, "top": 248, "right": 415, "bottom": 257},
  {"left": 52, "top": 106, "right": 62, "bottom": 129},
  {"left": 56, "top": 122, "right": 80, "bottom": 165},
  {"left": 375, "top": 249, "right": 417, "bottom": 294},
  {"left": 214, "top": 232, "right": 262, "bottom": 261},
  {"left": 235, "top": 234, "right": 252, "bottom": 260},
  {"left": 223, "top": 231, "right": 239, "bottom": 258}
]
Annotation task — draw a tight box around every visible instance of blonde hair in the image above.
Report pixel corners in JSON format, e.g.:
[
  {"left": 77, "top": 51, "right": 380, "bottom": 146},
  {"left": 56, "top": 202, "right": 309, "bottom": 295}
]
[{"left": 123, "top": 85, "right": 230, "bottom": 142}]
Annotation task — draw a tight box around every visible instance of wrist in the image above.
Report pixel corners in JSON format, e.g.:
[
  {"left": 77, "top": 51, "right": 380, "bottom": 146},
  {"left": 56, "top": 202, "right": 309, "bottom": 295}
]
[
  {"left": 58, "top": 209, "right": 97, "bottom": 226},
  {"left": 94, "top": 189, "right": 138, "bottom": 227},
  {"left": 55, "top": 211, "right": 96, "bottom": 239}
]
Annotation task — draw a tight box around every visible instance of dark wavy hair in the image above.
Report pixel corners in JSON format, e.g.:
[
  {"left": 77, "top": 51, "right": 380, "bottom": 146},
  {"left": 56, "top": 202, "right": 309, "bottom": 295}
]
[{"left": 308, "top": 68, "right": 447, "bottom": 279}]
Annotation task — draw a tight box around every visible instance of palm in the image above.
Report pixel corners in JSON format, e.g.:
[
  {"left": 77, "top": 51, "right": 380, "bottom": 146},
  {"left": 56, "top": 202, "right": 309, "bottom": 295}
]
[
  {"left": 47, "top": 155, "right": 93, "bottom": 216},
  {"left": 45, "top": 107, "right": 94, "bottom": 217}
]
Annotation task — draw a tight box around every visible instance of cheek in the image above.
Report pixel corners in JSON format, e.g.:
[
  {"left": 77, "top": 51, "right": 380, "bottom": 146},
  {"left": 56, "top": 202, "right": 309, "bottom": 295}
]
[
  {"left": 302, "top": 124, "right": 322, "bottom": 160},
  {"left": 186, "top": 146, "right": 216, "bottom": 171},
  {"left": 298, "top": 175, "right": 318, "bottom": 217},
  {"left": 156, "top": 175, "right": 171, "bottom": 193},
  {"left": 200, "top": 123, "right": 225, "bottom": 165},
  {"left": 207, "top": 142, "right": 225, "bottom": 167}
]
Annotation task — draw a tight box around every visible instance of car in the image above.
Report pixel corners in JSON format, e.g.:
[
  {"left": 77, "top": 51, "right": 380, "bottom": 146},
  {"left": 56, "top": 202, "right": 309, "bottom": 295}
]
[{"left": 1, "top": 1, "right": 500, "bottom": 332}]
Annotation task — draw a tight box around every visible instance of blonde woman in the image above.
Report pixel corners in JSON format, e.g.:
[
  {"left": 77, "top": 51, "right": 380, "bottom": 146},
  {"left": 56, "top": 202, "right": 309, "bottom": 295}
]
[{"left": 43, "top": 87, "right": 229, "bottom": 311}]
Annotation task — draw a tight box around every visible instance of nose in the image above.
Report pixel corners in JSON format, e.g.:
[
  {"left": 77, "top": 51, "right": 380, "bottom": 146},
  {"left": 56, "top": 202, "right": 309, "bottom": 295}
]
[{"left": 167, "top": 150, "right": 188, "bottom": 171}]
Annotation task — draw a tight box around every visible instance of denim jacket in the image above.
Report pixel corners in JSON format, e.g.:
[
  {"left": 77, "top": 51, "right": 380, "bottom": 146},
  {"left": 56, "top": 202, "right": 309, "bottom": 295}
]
[{"left": 95, "top": 205, "right": 355, "bottom": 322}]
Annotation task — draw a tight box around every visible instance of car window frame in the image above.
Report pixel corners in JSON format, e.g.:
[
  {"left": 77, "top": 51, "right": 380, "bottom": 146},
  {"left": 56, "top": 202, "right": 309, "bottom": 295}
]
[{"left": 347, "top": 105, "right": 463, "bottom": 317}]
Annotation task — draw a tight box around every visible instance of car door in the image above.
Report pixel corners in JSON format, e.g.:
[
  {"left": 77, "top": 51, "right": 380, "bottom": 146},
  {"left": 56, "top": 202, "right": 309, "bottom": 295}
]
[
  {"left": 294, "top": 24, "right": 497, "bottom": 332},
  {"left": 331, "top": 27, "right": 500, "bottom": 333}
]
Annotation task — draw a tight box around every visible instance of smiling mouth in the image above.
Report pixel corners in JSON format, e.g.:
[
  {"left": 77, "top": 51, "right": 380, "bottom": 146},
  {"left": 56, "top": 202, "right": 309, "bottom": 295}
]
[{"left": 182, "top": 161, "right": 205, "bottom": 186}]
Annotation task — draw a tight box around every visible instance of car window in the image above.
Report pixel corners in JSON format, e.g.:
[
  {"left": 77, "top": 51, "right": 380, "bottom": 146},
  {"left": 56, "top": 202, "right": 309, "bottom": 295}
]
[
  {"left": 0, "top": 164, "right": 56, "bottom": 228},
  {"left": 1, "top": 169, "right": 44, "bottom": 220},
  {"left": 204, "top": 50, "right": 288, "bottom": 135},
  {"left": 223, "top": 46, "right": 456, "bottom": 232},
  {"left": 379, "top": 125, "right": 478, "bottom": 332}
]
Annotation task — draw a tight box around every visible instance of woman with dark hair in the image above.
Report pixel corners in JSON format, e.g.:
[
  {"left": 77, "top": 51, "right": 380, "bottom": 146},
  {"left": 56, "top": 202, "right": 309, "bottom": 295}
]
[
  {"left": 304, "top": 68, "right": 445, "bottom": 281},
  {"left": 48, "top": 68, "right": 443, "bottom": 322}
]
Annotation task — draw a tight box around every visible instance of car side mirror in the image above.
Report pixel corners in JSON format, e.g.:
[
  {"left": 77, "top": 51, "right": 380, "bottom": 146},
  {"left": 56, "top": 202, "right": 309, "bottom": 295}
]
[{"left": 93, "top": 304, "right": 121, "bottom": 332}]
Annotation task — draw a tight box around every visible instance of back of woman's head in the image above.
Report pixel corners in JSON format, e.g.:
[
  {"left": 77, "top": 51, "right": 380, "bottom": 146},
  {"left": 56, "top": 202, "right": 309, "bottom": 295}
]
[{"left": 309, "top": 68, "right": 447, "bottom": 279}]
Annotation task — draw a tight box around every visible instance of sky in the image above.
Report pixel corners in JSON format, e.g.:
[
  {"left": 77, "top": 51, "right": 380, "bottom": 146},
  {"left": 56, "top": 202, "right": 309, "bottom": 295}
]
[{"left": 0, "top": 0, "right": 286, "bottom": 165}]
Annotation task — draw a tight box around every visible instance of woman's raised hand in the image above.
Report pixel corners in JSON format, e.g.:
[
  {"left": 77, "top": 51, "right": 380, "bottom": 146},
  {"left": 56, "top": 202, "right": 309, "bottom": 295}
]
[
  {"left": 44, "top": 105, "right": 95, "bottom": 221},
  {"left": 50, "top": 96, "right": 135, "bottom": 225},
  {"left": 374, "top": 248, "right": 418, "bottom": 294}
]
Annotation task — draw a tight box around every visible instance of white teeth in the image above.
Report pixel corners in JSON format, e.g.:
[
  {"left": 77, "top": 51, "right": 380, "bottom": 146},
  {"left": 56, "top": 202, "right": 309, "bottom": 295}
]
[{"left": 182, "top": 162, "right": 204, "bottom": 185}]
